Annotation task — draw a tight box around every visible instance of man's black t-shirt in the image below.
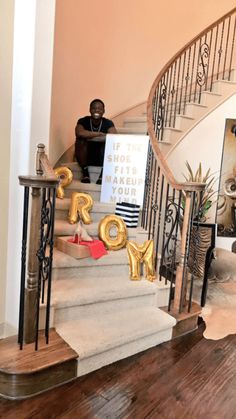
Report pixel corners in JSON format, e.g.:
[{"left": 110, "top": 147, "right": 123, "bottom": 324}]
[
  {"left": 75, "top": 116, "right": 115, "bottom": 166},
  {"left": 76, "top": 116, "right": 114, "bottom": 139}
]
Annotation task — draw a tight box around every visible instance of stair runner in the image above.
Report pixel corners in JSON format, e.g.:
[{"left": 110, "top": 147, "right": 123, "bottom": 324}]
[{"left": 52, "top": 166, "right": 176, "bottom": 377}]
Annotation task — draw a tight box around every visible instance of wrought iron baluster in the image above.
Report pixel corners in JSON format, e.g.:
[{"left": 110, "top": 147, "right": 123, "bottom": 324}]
[
  {"left": 156, "top": 78, "right": 167, "bottom": 141},
  {"left": 152, "top": 89, "right": 158, "bottom": 134},
  {"left": 159, "top": 183, "right": 170, "bottom": 280},
  {"left": 187, "top": 192, "right": 197, "bottom": 312},
  {"left": 141, "top": 141, "right": 152, "bottom": 228},
  {"left": 45, "top": 187, "right": 56, "bottom": 343},
  {"left": 189, "top": 42, "right": 196, "bottom": 103},
  {"left": 178, "top": 51, "right": 187, "bottom": 114},
  {"left": 144, "top": 149, "right": 154, "bottom": 231},
  {"left": 148, "top": 159, "right": 158, "bottom": 239},
  {"left": 35, "top": 188, "right": 47, "bottom": 350},
  {"left": 216, "top": 20, "right": 225, "bottom": 80},
  {"left": 210, "top": 24, "right": 219, "bottom": 90},
  {"left": 169, "top": 61, "right": 177, "bottom": 127},
  {"left": 183, "top": 47, "right": 191, "bottom": 113},
  {"left": 205, "top": 30, "right": 213, "bottom": 91},
  {"left": 155, "top": 174, "right": 165, "bottom": 270},
  {"left": 223, "top": 17, "right": 231, "bottom": 79},
  {"left": 196, "top": 38, "right": 210, "bottom": 103},
  {"left": 18, "top": 186, "right": 30, "bottom": 349},
  {"left": 228, "top": 15, "right": 236, "bottom": 80},
  {"left": 173, "top": 57, "right": 181, "bottom": 127},
  {"left": 164, "top": 67, "right": 172, "bottom": 126},
  {"left": 152, "top": 165, "right": 161, "bottom": 242},
  {"left": 154, "top": 84, "right": 161, "bottom": 139},
  {"left": 168, "top": 190, "right": 182, "bottom": 311}
]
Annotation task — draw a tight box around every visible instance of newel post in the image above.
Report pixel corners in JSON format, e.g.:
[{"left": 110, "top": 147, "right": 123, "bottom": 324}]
[
  {"left": 36, "top": 143, "right": 46, "bottom": 175},
  {"left": 18, "top": 144, "right": 58, "bottom": 347},
  {"left": 173, "top": 191, "right": 192, "bottom": 312},
  {"left": 24, "top": 186, "right": 41, "bottom": 343}
]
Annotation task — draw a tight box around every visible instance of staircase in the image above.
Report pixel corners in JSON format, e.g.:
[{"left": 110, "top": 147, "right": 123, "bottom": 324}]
[
  {"left": 51, "top": 65, "right": 236, "bottom": 379},
  {"left": 2, "top": 7, "right": 235, "bottom": 401},
  {"left": 51, "top": 165, "right": 176, "bottom": 377}
]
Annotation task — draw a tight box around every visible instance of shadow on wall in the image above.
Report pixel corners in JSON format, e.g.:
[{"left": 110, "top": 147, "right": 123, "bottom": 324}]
[{"left": 54, "top": 144, "right": 76, "bottom": 167}]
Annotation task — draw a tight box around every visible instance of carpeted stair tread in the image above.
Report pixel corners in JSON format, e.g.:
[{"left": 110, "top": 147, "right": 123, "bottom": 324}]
[
  {"left": 54, "top": 219, "right": 102, "bottom": 237},
  {"left": 53, "top": 247, "right": 129, "bottom": 268},
  {"left": 54, "top": 219, "right": 140, "bottom": 238},
  {"left": 65, "top": 180, "right": 101, "bottom": 192},
  {"left": 56, "top": 306, "right": 176, "bottom": 359},
  {"left": 52, "top": 276, "right": 157, "bottom": 308},
  {"left": 56, "top": 198, "right": 116, "bottom": 213}
]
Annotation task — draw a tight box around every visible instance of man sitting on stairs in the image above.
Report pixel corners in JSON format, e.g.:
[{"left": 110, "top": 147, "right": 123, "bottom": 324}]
[{"left": 75, "top": 98, "right": 117, "bottom": 184}]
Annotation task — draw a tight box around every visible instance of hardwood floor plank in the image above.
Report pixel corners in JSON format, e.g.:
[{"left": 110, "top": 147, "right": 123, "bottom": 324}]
[{"left": 1, "top": 323, "right": 236, "bottom": 419}]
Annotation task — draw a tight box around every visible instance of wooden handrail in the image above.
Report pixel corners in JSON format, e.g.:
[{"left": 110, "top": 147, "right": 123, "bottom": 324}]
[{"left": 147, "top": 6, "right": 236, "bottom": 194}]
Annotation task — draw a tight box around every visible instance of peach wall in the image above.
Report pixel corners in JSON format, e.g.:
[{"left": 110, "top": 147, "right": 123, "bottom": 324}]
[{"left": 50, "top": 0, "right": 236, "bottom": 164}]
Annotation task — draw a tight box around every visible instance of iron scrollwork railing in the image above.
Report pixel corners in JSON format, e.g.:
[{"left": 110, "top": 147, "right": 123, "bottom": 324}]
[
  {"left": 18, "top": 145, "right": 58, "bottom": 350},
  {"left": 143, "top": 9, "right": 236, "bottom": 314},
  {"left": 148, "top": 7, "right": 236, "bottom": 142},
  {"left": 141, "top": 143, "right": 206, "bottom": 313}
]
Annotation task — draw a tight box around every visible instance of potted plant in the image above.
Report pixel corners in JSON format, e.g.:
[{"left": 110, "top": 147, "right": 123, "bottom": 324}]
[
  {"left": 182, "top": 161, "right": 216, "bottom": 222},
  {"left": 182, "top": 161, "right": 216, "bottom": 282}
]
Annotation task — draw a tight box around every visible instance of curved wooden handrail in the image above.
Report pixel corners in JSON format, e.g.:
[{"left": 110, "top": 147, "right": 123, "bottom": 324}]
[
  {"left": 147, "top": 6, "right": 236, "bottom": 192},
  {"left": 148, "top": 6, "right": 236, "bottom": 102}
]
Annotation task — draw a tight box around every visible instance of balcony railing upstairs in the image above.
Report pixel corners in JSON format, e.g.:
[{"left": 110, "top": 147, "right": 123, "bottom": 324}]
[{"left": 18, "top": 144, "right": 59, "bottom": 350}]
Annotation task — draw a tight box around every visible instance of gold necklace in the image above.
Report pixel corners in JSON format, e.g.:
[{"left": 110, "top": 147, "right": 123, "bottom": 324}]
[{"left": 90, "top": 118, "right": 102, "bottom": 132}]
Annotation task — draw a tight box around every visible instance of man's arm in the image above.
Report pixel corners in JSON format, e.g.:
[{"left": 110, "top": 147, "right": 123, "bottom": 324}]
[
  {"left": 107, "top": 125, "right": 117, "bottom": 134},
  {"left": 75, "top": 123, "right": 105, "bottom": 139}
]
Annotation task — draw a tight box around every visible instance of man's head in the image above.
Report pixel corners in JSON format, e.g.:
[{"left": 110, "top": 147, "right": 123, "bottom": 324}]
[{"left": 90, "top": 99, "right": 105, "bottom": 120}]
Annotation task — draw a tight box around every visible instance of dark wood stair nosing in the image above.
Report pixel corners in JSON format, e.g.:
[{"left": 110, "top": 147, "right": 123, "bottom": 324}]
[{"left": 0, "top": 328, "right": 78, "bottom": 400}]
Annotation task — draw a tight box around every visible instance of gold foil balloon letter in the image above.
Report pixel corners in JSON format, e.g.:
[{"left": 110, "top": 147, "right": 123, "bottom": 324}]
[
  {"left": 126, "top": 240, "right": 156, "bottom": 282},
  {"left": 68, "top": 192, "right": 93, "bottom": 224},
  {"left": 98, "top": 215, "right": 127, "bottom": 250},
  {"left": 54, "top": 166, "right": 73, "bottom": 199}
]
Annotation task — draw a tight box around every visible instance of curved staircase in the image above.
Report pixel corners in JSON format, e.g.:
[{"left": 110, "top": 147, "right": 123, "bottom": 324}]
[{"left": 1, "top": 7, "right": 236, "bottom": 401}]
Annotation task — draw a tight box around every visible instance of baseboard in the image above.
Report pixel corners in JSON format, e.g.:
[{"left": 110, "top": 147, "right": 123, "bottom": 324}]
[{"left": 0, "top": 322, "right": 17, "bottom": 339}]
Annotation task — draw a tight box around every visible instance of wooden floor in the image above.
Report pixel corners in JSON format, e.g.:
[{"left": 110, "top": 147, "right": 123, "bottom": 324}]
[{"left": 1, "top": 320, "right": 236, "bottom": 418}]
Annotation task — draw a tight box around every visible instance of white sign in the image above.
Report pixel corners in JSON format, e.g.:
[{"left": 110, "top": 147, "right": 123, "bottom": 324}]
[{"left": 100, "top": 134, "right": 149, "bottom": 205}]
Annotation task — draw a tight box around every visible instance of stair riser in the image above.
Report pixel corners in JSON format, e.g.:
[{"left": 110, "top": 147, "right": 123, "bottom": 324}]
[
  {"left": 184, "top": 103, "right": 207, "bottom": 119},
  {"left": 199, "top": 92, "right": 221, "bottom": 107},
  {"left": 174, "top": 116, "right": 194, "bottom": 131},
  {"left": 117, "top": 127, "right": 147, "bottom": 135},
  {"left": 162, "top": 128, "right": 182, "bottom": 144},
  {"left": 64, "top": 189, "right": 101, "bottom": 201},
  {"left": 76, "top": 327, "right": 173, "bottom": 377},
  {"left": 71, "top": 171, "right": 101, "bottom": 183},
  {"left": 53, "top": 264, "right": 130, "bottom": 280},
  {"left": 55, "top": 209, "right": 116, "bottom": 223},
  {"left": 54, "top": 224, "right": 139, "bottom": 240},
  {"left": 123, "top": 122, "right": 147, "bottom": 130},
  {"left": 54, "top": 293, "right": 155, "bottom": 324},
  {"left": 59, "top": 164, "right": 101, "bottom": 183},
  {"left": 230, "top": 69, "right": 236, "bottom": 82},
  {"left": 212, "top": 80, "right": 236, "bottom": 96}
]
